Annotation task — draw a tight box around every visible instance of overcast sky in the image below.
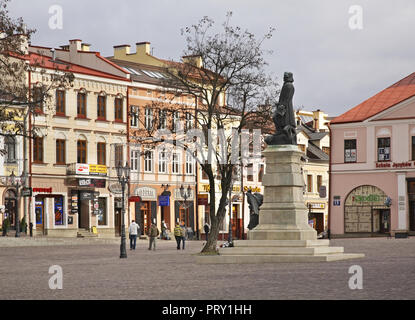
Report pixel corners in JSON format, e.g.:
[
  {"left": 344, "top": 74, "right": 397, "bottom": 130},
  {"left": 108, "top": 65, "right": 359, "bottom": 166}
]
[{"left": 8, "top": 0, "right": 415, "bottom": 117}]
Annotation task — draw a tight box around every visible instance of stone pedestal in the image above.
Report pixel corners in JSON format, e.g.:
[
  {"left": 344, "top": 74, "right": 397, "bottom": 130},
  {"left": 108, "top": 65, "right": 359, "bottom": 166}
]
[
  {"left": 248, "top": 145, "right": 317, "bottom": 241},
  {"left": 196, "top": 145, "right": 364, "bottom": 264}
]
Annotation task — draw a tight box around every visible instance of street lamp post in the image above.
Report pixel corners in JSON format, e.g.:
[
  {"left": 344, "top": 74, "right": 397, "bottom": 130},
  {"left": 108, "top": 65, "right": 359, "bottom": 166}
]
[
  {"left": 9, "top": 171, "right": 26, "bottom": 238},
  {"left": 116, "top": 162, "right": 130, "bottom": 259}
]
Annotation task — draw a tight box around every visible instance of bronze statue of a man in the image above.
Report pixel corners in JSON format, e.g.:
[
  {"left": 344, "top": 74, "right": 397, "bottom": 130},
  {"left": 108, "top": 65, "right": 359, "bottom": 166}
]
[{"left": 265, "top": 72, "right": 297, "bottom": 145}]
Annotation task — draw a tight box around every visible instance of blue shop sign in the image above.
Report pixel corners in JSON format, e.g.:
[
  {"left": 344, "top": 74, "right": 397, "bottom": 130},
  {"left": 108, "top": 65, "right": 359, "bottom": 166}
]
[{"left": 158, "top": 195, "right": 170, "bottom": 206}]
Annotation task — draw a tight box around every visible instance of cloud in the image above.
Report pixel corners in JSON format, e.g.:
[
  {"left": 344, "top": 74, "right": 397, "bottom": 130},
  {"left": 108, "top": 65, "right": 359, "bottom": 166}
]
[{"left": 8, "top": 0, "right": 415, "bottom": 117}]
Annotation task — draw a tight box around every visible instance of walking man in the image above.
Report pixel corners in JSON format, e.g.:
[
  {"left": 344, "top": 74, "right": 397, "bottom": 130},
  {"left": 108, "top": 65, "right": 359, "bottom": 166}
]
[
  {"left": 128, "top": 220, "right": 140, "bottom": 250},
  {"left": 174, "top": 222, "right": 182, "bottom": 250},
  {"left": 148, "top": 219, "right": 159, "bottom": 251}
]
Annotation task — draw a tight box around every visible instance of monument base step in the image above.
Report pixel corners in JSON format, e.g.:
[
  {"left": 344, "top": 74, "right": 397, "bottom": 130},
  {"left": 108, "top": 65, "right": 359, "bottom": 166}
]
[
  {"left": 196, "top": 253, "right": 365, "bottom": 264},
  {"left": 196, "top": 239, "right": 364, "bottom": 264}
]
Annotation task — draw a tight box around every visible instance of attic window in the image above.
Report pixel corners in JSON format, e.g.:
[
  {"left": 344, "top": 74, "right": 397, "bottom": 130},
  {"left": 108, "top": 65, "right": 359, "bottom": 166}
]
[
  {"left": 124, "top": 67, "right": 141, "bottom": 75},
  {"left": 141, "top": 70, "right": 166, "bottom": 79}
]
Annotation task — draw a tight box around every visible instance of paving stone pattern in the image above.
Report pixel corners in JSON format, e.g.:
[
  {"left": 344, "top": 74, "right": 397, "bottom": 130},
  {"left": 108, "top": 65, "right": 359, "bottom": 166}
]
[{"left": 0, "top": 237, "right": 414, "bottom": 300}]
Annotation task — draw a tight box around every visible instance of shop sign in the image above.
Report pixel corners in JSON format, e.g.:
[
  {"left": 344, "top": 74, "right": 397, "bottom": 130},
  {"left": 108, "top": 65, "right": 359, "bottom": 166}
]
[
  {"left": 376, "top": 161, "right": 414, "bottom": 169},
  {"left": 129, "top": 196, "right": 142, "bottom": 202},
  {"left": 70, "top": 190, "right": 78, "bottom": 214},
  {"left": 200, "top": 184, "right": 261, "bottom": 193},
  {"left": 308, "top": 202, "right": 325, "bottom": 209},
  {"left": 319, "top": 186, "right": 327, "bottom": 198},
  {"left": 345, "top": 185, "right": 387, "bottom": 206},
  {"left": 158, "top": 195, "right": 170, "bottom": 206},
  {"left": 198, "top": 194, "right": 209, "bottom": 205},
  {"left": 333, "top": 196, "right": 341, "bottom": 206},
  {"left": 352, "top": 194, "right": 380, "bottom": 203},
  {"left": 78, "top": 179, "right": 106, "bottom": 188},
  {"left": 109, "top": 183, "right": 123, "bottom": 194},
  {"left": 76, "top": 164, "right": 89, "bottom": 175},
  {"left": 80, "top": 191, "right": 93, "bottom": 201},
  {"left": 33, "top": 187, "right": 52, "bottom": 193},
  {"left": 135, "top": 187, "right": 157, "bottom": 200},
  {"left": 21, "top": 187, "right": 32, "bottom": 197},
  {"left": 89, "top": 164, "right": 107, "bottom": 176}
]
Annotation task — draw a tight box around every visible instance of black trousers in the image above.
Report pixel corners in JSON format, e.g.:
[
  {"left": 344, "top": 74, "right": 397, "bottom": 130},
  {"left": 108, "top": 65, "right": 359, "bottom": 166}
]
[{"left": 175, "top": 236, "right": 181, "bottom": 249}]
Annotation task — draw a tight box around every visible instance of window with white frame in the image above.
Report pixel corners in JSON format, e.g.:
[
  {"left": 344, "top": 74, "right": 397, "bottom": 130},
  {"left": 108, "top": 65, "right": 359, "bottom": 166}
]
[
  {"left": 172, "top": 152, "right": 180, "bottom": 174},
  {"left": 158, "top": 151, "right": 167, "bottom": 173},
  {"left": 144, "top": 149, "right": 153, "bottom": 172},
  {"left": 185, "top": 112, "right": 193, "bottom": 131},
  {"left": 158, "top": 109, "right": 167, "bottom": 129},
  {"left": 130, "top": 106, "right": 139, "bottom": 128},
  {"left": 377, "top": 137, "right": 391, "bottom": 162},
  {"left": 131, "top": 149, "right": 140, "bottom": 172},
  {"left": 144, "top": 108, "right": 153, "bottom": 131},
  {"left": 172, "top": 111, "right": 180, "bottom": 132},
  {"left": 186, "top": 151, "right": 194, "bottom": 174}
]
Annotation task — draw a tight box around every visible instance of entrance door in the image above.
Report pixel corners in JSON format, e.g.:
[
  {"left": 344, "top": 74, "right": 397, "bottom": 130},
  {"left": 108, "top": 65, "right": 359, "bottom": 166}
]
[
  {"left": 314, "top": 213, "right": 324, "bottom": 234},
  {"left": 114, "top": 208, "right": 121, "bottom": 236},
  {"left": 35, "top": 198, "right": 45, "bottom": 232},
  {"left": 78, "top": 199, "right": 90, "bottom": 229},
  {"left": 5, "top": 190, "right": 17, "bottom": 227},
  {"left": 410, "top": 201, "right": 415, "bottom": 232},
  {"left": 161, "top": 205, "right": 171, "bottom": 230},
  {"left": 379, "top": 210, "right": 390, "bottom": 233},
  {"left": 140, "top": 202, "right": 151, "bottom": 236},
  {"left": 231, "top": 204, "right": 239, "bottom": 239}
]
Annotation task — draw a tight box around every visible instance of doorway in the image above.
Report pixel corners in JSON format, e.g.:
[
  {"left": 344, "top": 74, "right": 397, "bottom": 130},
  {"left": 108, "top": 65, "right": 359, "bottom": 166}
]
[
  {"left": 231, "top": 204, "right": 241, "bottom": 239},
  {"left": 5, "top": 189, "right": 17, "bottom": 228},
  {"left": 78, "top": 197, "right": 90, "bottom": 229},
  {"left": 410, "top": 201, "right": 415, "bottom": 232},
  {"left": 114, "top": 207, "right": 121, "bottom": 236},
  {"left": 379, "top": 209, "right": 390, "bottom": 233},
  {"left": 140, "top": 201, "right": 151, "bottom": 236},
  {"left": 35, "top": 196, "right": 45, "bottom": 232}
]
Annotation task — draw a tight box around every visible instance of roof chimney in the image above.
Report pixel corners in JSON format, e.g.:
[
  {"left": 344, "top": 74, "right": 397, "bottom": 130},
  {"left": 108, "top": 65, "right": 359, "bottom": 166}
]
[
  {"left": 136, "top": 42, "right": 151, "bottom": 55},
  {"left": 182, "top": 55, "right": 203, "bottom": 68},
  {"left": 81, "top": 43, "right": 91, "bottom": 51},
  {"left": 113, "top": 44, "right": 131, "bottom": 59},
  {"left": 69, "top": 39, "right": 82, "bottom": 52}
]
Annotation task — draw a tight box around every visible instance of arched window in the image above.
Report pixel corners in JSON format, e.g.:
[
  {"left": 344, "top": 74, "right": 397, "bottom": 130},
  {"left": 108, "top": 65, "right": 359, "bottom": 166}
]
[
  {"left": 97, "top": 92, "right": 106, "bottom": 120},
  {"left": 114, "top": 94, "right": 123, "bottom": 122},
  {"left": 77, "top": 88, "right": 87, "bottom": 118}
]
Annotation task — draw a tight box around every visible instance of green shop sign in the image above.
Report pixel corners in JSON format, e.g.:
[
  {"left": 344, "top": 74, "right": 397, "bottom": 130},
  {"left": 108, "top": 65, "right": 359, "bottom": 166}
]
[{"left": 352, "top": 194, "right": 380, "bottom": 203}]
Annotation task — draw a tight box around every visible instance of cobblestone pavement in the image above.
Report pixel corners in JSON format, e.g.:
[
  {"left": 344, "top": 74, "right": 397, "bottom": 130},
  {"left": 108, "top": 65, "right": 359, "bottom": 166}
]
[{"left": 0, "top": 237, "right": 414, "bottom": 300}]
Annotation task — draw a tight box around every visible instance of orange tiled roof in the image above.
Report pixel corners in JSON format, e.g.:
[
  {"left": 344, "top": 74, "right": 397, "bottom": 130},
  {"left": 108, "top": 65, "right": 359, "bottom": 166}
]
[{"left": 331, "top": 72, "right": 415, "bottom": 124}]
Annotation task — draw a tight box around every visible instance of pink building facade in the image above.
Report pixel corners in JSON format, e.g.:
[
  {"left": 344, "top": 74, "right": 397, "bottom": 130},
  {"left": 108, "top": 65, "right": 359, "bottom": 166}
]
[{"left": 330, "top": 72, "right": 415, "bottom": 237}]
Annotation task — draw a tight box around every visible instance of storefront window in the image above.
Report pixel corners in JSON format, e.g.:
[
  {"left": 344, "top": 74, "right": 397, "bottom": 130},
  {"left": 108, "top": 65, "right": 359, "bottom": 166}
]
[
  {"left": 97, "top": 197, "right": 107, "bottom": 226},
  {"left": 344, "top": 185, "right": 388, "bottom": 233},
  {"left": 54, "top": 196, "right": 64, "bottom": 225}
]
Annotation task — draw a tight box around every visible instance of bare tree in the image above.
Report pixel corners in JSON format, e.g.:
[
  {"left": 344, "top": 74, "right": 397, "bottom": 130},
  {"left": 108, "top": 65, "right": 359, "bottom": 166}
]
[{"left": 135, "top": 13, "right": 278, "bottom": 253}]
